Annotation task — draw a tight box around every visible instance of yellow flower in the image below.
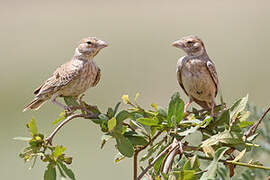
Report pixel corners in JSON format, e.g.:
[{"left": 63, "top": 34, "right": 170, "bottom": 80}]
[{"left": 122, "top": 95, "right": 130, "bottom": 104}]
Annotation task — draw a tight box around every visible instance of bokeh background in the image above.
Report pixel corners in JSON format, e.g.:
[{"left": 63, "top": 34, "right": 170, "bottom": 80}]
[{"left": 1, "top": 0, "right": 270, "bottom": 179}]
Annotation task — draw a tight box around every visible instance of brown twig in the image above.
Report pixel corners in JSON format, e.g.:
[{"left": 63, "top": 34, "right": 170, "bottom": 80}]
[
  {"left": 136, "top": 143, "right": 176, "bottom": 180},
  {"left": 244, "top": 107, "right": 270, "bottom": 139},
  {"left": 133, "top": 151, "right": 139, "bottom": 180},
  {"left": 138, "top": 131, "right": 162, "bottom": 152},
  {"left": 46, "top": 113, "right": 95, "bottom": 145},
  {"left": 123, "top": 123, "right": 136, "bottom": 131},
  {"left": 187, "top": 153, "right": 270, "bottom": 171},
  {"left": 162, "top": 138, "right": 181, "bottom": 174},
  {"left": 133, "top": 131, "right": 162, "bottom": 180}
]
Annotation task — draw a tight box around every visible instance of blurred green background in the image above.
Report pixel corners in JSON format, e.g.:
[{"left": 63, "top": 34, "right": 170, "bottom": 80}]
[{"left": 1, "top": 0, "right": 270, "bottom": 179}]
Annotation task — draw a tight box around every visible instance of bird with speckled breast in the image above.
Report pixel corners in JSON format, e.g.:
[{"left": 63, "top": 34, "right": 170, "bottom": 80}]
[
  {"left": 172, "top": 35, "right": 218, "bottom": 116},
  {"left": 23, "top": 37, "right": 108, "bottom": 112}
]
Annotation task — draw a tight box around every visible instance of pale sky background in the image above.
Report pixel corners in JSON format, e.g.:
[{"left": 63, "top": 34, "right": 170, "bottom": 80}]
[{"left": 0, "top": 0, "right": 269, "bottom": 179}]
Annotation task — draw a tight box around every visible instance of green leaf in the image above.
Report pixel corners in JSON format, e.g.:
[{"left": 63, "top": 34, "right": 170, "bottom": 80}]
[
  {"left": 116, "top": 110, "right": 130, "bottom": 123},
  {"left": 216, "top": 166, "right": 230, "bottom": 180},
  {"left": 140, "top": 140, "right": 164, "bottom": 162},
  {"left": 44, "top": 164, "right": 56, "bottom": 180},
  {"left": 239, "top": 111, "right": 251, "bottom": 122},
  {"left": 125, "top": 135, "right": 148, "bottom": 146},
  {"left": 107, "top": 107, "right": 114, "bottom": 119},
  {"left": 98, "top": 114, "right": 109, "bottom": 121},
  {"left": 154, "top": 154, "right": 166, "bottom": 174},
  {"left": 239, "top": 121, "right": 254, "bottom": 128},
  {"left": 168, "top": 92, "right": 185, "bottom": 126},
  {"left": 230, "top": 95, "right": 248, "bottom": 120},
  {"left": 201, "top": 130, "right": 244, "bottom": 148},
  {"left": 176, "top": 154, "right": 188, "bottom": 170},
  {"left": 84, "top": 104, "right": 101, "bottom": 115},
  {"left": 178, "top": 116, "right": 213, "bottom": 137},
  {"left": 116, "top": 135, "right": 134, "bottom": 157},
  {"left": 199, "top": 116, "right": 213, "bottom": 128},
  {"left": 190, "top": 155, "right": 200, "bottom": 170},
  {"left": 64, "top": 96, "right": 80, "bottom": 106},
  {"left": 108, "top": 117, "right": 117, "bottom": 132},
  {"left": 52, "top": 112, "right": 66, "bottom": 125},
  {"left": 63, "top": 96, "right": 79, "bottom": 107},
  {"left": 171, "top": 170, "right": 196, "bottom": 180},
  {"left": 27, "top": 118, "right": 38, "bottom": 136},
  {"left": 56, "top": 163, "right": 66, "bottom": 178},
  {"left": 216, "top": 109, "right": 230, "bottom": 125},
  {"left": 113, "top": 102, "right": 121, "bottom": 116},
  {"left": 57, "top": 161, "right": 76, "bottom": 180},
  {"left": 137, "top": 117, "right": 159, "bottom": 126},
  {"left": 53, "top": 145, "right": 66, "bottom": 158},
  {"left": 200, "top": 147, "right": 229, "bottom": 180},
  {"left": 13, "top": 137, "right": 31, "bottom": 141},
  {"left": 178, "top": 126, "right": 199, "bottom": 137},
  {"left": 91, "top": 118, "right": 103, "bottom": 124},
  {"left": 157, "top": 107, "right": 168, "bottom": 119}
]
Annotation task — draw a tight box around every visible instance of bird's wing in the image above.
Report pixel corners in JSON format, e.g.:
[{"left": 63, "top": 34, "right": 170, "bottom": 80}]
[
  {"left": 35, "top": 61, "right": 80, "bottom": 96},
  {"left": 206, "top": 60, "right": 219, "bottom": 97},
  {"left": 176, "top": 57, "right": 188, "bottom": 96},
  {"left": 92, "top": 67, "right": 101, "bottom": 87}
]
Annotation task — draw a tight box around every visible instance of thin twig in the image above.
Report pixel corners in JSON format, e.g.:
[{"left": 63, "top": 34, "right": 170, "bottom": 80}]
[
  {"left": 162, "top": 138, "right": 181, "bottom": 174},
  {"left": 46, "top": 114, "right": 86, "bottom": 145},
  {"left": 139, "top": 131, "right": 163, "bottom": 152},
  {"left": 133, "top": 131, "right": 163, "bottom": 180},
  {"left": 136, "top": 143, "right": 177, "bottom": 180},
  {"left": 123, "top": 123, "right": 136, "bottom": 131},
  {"left": 244, "top": 107, "right": 270, "bottom": 138},
  {"left": 186, "top": 153, "right": 270, "bottom": 171}
]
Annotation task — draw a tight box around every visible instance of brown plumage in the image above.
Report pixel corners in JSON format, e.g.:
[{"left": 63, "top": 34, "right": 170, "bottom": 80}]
[
  {"left": 172, "top": 35, "right": 218, "bottom": 115},
  {"left": 23, "top": 37, "right": 108, "bottom": 112}
]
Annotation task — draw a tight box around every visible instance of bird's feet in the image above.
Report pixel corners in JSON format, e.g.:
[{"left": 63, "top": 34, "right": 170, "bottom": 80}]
[{"left": 64, "top": 106, "right": 76, "bottom": 116}]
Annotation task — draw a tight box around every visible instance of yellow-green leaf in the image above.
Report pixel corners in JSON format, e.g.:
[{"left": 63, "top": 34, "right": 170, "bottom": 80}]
[
  {"left": 108, "top": 117, "right": 117, "bottom": 132},
  {"left": 27, "top": 118, "right": 38, "bottom": 136},
  {"left": 137, "top": 117, "right": 159, "bottom": 126},
  {"left": 53, "top": 145, "right": 66, "bottom": 158}
]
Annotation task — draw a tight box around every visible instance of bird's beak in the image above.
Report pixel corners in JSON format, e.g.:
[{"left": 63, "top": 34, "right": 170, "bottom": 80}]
[
  {"left": 172, "top": 40, "right": 184, "bottom": 49},
  {"left": 97, "top": 40, "right": 108, "bottom": 48}
]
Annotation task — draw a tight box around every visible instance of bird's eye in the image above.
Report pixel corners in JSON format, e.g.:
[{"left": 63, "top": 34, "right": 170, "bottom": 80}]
[
  {"left": 187, "top": 41, "right": 193, "bottom": 44},
  {"left": 86, "top": 41, "right": 92, "bottom": 45}
]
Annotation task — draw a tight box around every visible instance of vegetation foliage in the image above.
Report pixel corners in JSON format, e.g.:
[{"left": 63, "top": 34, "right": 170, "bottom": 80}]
[{"left": 15, "top": 92, "right": 270, "bottom": 180}]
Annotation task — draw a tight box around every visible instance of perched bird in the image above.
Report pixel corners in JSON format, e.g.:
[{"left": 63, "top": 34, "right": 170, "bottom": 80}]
[
  {"left": 23, "top": 37, "right": 108, "bottom": 112},
  {"left": 172, "top": 35, "right": 218, "bottom": 115}
]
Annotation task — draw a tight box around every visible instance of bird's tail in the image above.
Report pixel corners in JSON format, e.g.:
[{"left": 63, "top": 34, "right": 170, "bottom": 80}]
[{"left": 23, "top": 98, "right": 48, "bottom": 112}]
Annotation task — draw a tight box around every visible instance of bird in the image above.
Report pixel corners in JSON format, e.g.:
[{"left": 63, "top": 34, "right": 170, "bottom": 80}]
[
  {"left": 23, "top": 37, "right": 108, "bottom": 112},
  {"left": 172, "top": 35, "right": 218, "bottom": 115}
]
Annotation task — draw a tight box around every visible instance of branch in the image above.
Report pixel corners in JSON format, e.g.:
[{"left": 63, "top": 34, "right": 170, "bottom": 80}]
[
  {"left": 46, "top": 113, "right": 93, "bottom": 145},
  {"left": 133, "top": 131, "right": 162, "bottom": 180},
  {"left": 136, "top": 142, "right": 178, "bottom": 180},
  {"left": 133, "top": 151, "right": 139, "bottom": 180},
  {"left": 186, "top": 153, "right": 270, "bottom": 171},
  {"left": 162, "top": 138, "right": 182, "bottom": 174},
  {"left": 244, "top": 107, "right": 270, "bottom": 139},
  {"left": 138, "top": 131, "right": 163, "bottom": 152}
]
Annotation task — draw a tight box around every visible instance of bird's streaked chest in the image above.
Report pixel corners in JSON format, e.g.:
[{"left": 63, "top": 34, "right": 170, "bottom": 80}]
[
  {"left": 62, "top": 60, "right": 100, "bottom": 96},
  {"left": 180, "top": 59, "right": 215, "bottom": 101}
]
